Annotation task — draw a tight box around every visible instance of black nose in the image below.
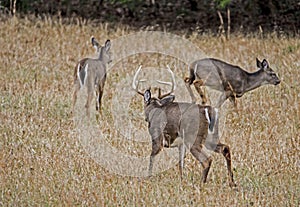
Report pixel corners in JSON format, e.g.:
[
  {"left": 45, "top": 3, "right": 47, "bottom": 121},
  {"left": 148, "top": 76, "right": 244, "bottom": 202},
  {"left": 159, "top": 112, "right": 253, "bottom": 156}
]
[{"left": 275, "top": 79, "right": 281, "bottom": 85}]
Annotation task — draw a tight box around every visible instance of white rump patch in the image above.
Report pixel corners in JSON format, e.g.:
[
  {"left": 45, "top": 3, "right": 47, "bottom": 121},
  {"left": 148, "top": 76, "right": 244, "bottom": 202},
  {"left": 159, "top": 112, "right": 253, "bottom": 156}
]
[
  {"left": 78, "top": 63, "right": 89, "bottom": 88},
  {"left": 77, "top": 64, "right": 82, "bottom": 87},
  {"left": 194, "top": 63, "right": 198, "bottom": 77},
  {"left": 83, "top": 63, "right": 89, "bottom": 87},
  {"left": 204, "top": 107, "right": 210, "bottom": 124}
]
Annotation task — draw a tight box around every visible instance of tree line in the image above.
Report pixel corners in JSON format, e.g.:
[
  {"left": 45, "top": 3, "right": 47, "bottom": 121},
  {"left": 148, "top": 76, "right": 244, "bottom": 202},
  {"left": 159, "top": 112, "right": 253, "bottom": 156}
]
[{"left": 1, "top": 0, "right": 299, "bottom": 35}]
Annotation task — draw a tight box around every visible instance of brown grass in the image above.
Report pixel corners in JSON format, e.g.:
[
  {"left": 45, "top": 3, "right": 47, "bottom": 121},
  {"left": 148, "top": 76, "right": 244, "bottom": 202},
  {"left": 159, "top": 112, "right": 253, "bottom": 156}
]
[{"left": 0, "top": 16, "right": 299, "bottom": 206}]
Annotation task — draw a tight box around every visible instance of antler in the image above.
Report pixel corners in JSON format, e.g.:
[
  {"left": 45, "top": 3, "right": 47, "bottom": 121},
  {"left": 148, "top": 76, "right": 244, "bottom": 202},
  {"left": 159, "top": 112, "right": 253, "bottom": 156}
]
[
  {"left": 132, "top": 65, "right": 147, "bottom": 96},
  {"left": 156, "top": 65, "right": 176, "bottom": 99}
]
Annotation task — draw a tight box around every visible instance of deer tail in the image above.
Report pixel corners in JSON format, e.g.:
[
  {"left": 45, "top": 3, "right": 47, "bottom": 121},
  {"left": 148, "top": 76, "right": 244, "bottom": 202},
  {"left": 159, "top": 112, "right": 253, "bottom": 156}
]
[
  {"left": 78, "top": 63, "right": 88, "bottom": 88},
  {"left": 204, "top": 107, "right": 218, "bottom": 133}
]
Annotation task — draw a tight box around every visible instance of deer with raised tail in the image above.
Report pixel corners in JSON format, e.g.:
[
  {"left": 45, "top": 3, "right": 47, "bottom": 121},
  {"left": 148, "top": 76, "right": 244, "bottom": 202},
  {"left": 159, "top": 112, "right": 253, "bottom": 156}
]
[
  {"left": 133, "top": 65, "right": 236, "bottom": 187},
  {"left": 185, "top": 58, "right": 280, "bottom": 107},
  {"left": 72, "top": 37, "right": 111, "bottom": 118}
]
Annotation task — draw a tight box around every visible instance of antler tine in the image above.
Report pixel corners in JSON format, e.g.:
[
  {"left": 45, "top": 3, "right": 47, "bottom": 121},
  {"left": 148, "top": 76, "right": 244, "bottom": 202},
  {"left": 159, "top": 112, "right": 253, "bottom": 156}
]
[
  {"left": 167, "top": 65, "right": 176, "bottom": 91},
  {"left": 132, "top": 65, "right": 146, "bottom": 96},
  {"left": 156, "top": 80, "right": 172, "bottom": 86},
  {"left": 132, "top": 65, "right": 142, "bottom": 89},
  {"left": 157, "top": 65, "right": 176, "bottom": 99}
]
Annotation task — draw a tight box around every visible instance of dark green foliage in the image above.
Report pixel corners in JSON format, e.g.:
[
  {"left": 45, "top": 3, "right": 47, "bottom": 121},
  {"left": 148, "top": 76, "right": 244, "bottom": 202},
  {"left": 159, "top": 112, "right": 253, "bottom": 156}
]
[
  {"left": 215, "top": 0, "right": 231, "bottom": 9},
  {"left": 1, "top": 0, "right": 299, "bottom": 35}
]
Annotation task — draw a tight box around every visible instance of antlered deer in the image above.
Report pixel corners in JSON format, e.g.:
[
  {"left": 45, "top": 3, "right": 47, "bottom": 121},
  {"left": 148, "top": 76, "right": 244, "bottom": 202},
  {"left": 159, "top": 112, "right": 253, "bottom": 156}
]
[
  {"left": 72, "top": 37, "right": 111, "bottom": 117},
  {"left": 185, "top": 58, "right": 280, "bottom": 107},
  {"left": 133, "top": 65, "right": 236, "bottom": 187}
]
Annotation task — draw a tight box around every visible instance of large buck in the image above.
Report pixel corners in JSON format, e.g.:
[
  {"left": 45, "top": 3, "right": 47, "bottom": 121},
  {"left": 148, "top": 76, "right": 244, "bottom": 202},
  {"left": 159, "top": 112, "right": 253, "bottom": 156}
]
[
  {"left": 72, "top": 37, "right": 111, "bottom": 117},
  {"left": 133, "top": 66, "right": 236, "bottom": 187},
  {"left": 185, "top": 58, "right": 281, "bottom": 107}
]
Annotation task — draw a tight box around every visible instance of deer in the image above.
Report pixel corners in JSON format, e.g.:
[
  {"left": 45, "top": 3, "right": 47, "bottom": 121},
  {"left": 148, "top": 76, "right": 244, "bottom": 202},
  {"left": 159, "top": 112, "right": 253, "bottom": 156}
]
[
  {"left": 72, "top": 37, "right": 112, "bottom": 118},
  {"left": 133, "top": 65, "right": 236, "bottom": 187},
  {"left": 184, "top": 58, "right": 281, "bottom": 107}
]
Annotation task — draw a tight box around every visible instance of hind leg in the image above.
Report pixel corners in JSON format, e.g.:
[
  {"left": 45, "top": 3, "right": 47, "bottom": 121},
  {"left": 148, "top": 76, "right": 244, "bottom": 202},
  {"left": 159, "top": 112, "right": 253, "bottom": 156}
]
[
  {"left": 96, "top": 89, "right": 103, "bottom": 114},
  {"left": 149, "top": 134, "right": 163, "bottom": 177},
  {"left": 214, "top": 143, "right": 236, "bottom": 187},
  {"left": 85, "top": 90, "right": 94, "bottom": 119},
  {"left": 96, "top": 80, "right": 106, "bottom": 115},
  {"left": 72, "top": 83, "right": 80, "bottom": 115},
  {"left": 190, "top": 144, "right": 213, "bottom": 183}
]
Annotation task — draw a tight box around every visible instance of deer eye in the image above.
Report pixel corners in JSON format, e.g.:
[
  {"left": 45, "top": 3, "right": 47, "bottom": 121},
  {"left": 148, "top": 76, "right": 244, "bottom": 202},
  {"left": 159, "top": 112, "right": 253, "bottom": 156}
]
[{"left": 269, "top": 72, "right": 276, "bottom": 77}]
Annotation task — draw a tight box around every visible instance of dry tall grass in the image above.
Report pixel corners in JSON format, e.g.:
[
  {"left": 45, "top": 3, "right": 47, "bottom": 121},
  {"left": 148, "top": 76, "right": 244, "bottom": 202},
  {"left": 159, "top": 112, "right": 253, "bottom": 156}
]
[{"left": 0, "top": 16, "right": 299, "bottom": 206}]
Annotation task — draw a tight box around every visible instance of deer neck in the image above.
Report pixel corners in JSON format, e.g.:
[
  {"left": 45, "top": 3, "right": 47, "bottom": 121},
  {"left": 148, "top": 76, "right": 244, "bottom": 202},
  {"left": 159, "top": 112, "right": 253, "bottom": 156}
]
[
  {"left": 144, "top": 100, "right": 162, "bottom": 122},
  {"left": 98, "top": 49, "right": 106, "bottom": 61},
  {"left": 95, "top": 54, "right": 106, "bottom": 67},
  {"left": 98, "top": 52, "right": 104, "bottom": 61},
  {"left": 244, "top": 69, "right": 265, "bottom": 93}
]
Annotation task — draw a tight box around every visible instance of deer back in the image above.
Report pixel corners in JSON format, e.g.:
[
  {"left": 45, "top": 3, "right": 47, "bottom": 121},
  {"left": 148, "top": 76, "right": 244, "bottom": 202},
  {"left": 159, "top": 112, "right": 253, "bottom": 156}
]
[
  {"left": 75, "top": 38, "right": 111, "bottom": 90},
  {"left": 191, "top": 57, "right": 280, "bottom": 97},
  {"left": 145, "top": 98, "right": 216, "bottom": 148}
]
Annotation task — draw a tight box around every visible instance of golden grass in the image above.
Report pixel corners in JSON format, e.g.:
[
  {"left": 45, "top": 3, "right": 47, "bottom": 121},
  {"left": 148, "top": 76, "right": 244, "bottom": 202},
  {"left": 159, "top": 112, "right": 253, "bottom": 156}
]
[{"left": 0, "top": 16, "right": 299, "bottom": 206}]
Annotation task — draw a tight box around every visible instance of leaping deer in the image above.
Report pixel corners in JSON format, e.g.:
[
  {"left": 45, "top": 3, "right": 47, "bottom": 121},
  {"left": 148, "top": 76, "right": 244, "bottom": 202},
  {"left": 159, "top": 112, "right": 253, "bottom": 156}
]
[
  {"left": 72, "top": 37, "right": 112, "bottom": 118},
  {"left": 133, "top": 65, "right": 236, "bottom": 187},
  {"left": 185, "top": 58, "right": 280, "bottom": 107}
]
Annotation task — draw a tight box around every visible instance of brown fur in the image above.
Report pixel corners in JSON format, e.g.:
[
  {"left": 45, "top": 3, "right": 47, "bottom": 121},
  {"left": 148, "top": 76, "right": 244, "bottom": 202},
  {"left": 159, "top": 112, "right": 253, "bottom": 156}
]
[
  {"left": 143, "top": 89, "right": 236, "bottom": 187},
  {"left": 72, "top": 38, "right": 111, "bottom": 118},
  {"left": 185, "top": 58, "right": 280, "bottom": 107}
]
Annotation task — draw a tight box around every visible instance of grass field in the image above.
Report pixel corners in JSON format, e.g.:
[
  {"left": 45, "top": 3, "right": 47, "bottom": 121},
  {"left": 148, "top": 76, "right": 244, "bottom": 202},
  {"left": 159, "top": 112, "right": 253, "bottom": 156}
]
[{"left": 0, "top": 16, "right": 299, "bottom": 206}]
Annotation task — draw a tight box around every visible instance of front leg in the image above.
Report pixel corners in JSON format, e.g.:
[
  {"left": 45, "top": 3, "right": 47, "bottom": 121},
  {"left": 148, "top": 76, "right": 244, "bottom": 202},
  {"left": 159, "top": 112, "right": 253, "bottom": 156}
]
[
  {"left": 229, "top": 96, "right": 237, "bottom": 108},
  {"left": 227, "top": 82, "right": 237, "bottom": 108},
  {"left": 148, "top": 132, "right": 164, "bottom": 177}
]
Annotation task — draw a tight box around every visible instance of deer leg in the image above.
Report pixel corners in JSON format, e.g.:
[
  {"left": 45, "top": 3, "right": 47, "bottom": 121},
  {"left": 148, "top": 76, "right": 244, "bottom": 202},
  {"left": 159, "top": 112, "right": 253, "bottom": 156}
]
[
  {"left": 216, "top": 91, "right": 231, "bottom": 108},
  {"left": 227, "top": 82, "right": 237, "bottom": 108},
  {"left": 72, "top": 83, "right": 80, "bottom": 114},
  {"left": 85, "top": 90, "right": 93, "bottom": 119},
  {"left": 96, "top": 88, "right": 104, "bottom": 114},
  {"left": 184, "top": 77, "right": 197, "bottom": 104},
  {"left": 214, "top": 143, "right": 236, "bottom": 187},
  {"left": 193, "top": 80, "right": 208, "bottom": 105},
  {"left": 149, "top": 134, "right": 163, "bottom": 177},
  {"left": 97, "top": 80, "right": 106, "bottom": 114},
  {"left": 178, "top": 144, "right": 186, "bottom": 180},
  {"left": 190, "top": 145, "right": 213, "bottom": 183},
  {"left": 229, "top": 96, "right": 239, "bottom": 116}
]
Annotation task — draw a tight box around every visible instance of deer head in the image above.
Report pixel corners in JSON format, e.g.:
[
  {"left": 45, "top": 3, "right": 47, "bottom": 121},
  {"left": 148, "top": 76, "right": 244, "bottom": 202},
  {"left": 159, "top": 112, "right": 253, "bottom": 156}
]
[
  {"left": 132, "top": 65, "right": 236, "bottom": 187},
  {"left": 256, "top": 58, "right": 281, "bottom": 85},
  {"left": 91, "top": 37, "right": 112, "bottom": 64}
]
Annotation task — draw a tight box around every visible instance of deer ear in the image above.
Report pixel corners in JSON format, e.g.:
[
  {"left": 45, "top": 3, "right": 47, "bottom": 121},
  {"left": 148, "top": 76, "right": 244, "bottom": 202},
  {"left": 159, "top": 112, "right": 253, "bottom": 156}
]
[
  {"left": 105, "top": 39, "right": 111, "bottom": 52},
  {"left": 262, "top": 59, "right": 269, "bottom": 69},
  {"left": 256, "top": 58, "right": 262, "bottom": 68},
  {"left": 144, "top": 90, "right": 151, "bottom": 104},
  {"left": 91, "top": 36, "right": 100, "bottom": 51},
  {"left": 159, "top": 95, "right": 175, "bottom": 106}
]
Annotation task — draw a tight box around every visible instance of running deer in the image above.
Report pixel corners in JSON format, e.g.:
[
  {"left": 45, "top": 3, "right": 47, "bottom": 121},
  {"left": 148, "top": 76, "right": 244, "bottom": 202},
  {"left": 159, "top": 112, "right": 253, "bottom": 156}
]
[
  {"left": 72, "top": 37, "right": 111, "bottom": 117},
  {"left": 133, "top": 65, "right": 236, "bottom": 187},
  {"left": 184, "top": 58, "right": 280, "bottom": 107}
]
